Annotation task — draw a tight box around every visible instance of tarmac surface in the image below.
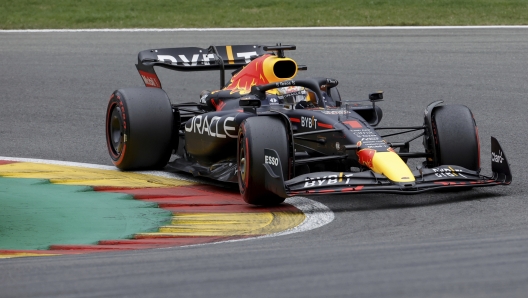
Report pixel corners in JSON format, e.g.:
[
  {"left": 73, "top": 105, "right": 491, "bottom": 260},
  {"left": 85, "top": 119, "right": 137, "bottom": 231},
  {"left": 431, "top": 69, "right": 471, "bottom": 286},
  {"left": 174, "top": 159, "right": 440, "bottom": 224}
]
[{"left": 0, "top": 28, "right": 527, "bottom": 297}]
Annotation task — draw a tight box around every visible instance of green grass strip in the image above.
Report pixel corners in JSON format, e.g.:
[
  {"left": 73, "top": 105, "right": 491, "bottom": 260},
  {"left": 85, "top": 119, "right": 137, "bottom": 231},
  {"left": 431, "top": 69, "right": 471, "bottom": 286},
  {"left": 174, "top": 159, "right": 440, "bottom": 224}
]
[
  {"left": 0, "top": 177, "right": 171, "bottom": 250},
  {"left": 2, "top": 0, "right": 528, "bottom": 29}
]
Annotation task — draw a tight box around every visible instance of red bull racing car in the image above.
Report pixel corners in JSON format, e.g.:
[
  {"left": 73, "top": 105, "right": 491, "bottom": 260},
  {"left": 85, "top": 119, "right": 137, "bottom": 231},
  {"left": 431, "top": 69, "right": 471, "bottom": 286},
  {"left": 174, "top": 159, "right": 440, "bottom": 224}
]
[{"left": 106, "top": 44, "right": 512, "bottom": 205}]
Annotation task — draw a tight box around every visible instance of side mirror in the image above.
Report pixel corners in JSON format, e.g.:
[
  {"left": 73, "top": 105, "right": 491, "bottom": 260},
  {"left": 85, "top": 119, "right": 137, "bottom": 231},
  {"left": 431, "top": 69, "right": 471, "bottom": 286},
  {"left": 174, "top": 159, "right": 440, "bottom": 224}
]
[
  {"left": 369, "top": 91, "right": 384, "bottom": 102},
  {"left": 239, "top": 95, "right": 261, "bottom": 113},
  {"left": 239, "top": 95, "right": 261, "bottom": 108}
]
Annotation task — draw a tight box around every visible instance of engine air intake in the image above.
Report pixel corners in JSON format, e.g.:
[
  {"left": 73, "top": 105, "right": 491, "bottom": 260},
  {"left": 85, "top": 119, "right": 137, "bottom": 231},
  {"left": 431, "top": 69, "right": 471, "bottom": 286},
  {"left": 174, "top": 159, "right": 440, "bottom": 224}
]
[{"left": 273, "top": 60, "right": 297, "bottom": 79}]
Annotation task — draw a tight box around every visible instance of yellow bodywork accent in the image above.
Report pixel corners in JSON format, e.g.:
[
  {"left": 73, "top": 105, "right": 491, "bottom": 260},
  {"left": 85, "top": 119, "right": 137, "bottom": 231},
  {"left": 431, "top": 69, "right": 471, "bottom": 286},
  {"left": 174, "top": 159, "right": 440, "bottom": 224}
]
[
  {"left": 0, "top": 162, "right": 195, "bottom": 188},
  {"left": 448, "top": 166, "right": 459, "bottom": 176},
  {"left": 370, "top": 151, "right": 415, "bottom": 183},
  {"left": 262, "top": 56, "right": 297, "bottom": 83},
  {"left": 138, "top": 211, "right": 305, "bottom": 237},
  {"left": 226, "top": 45, "right": 234, "bottom": 64}
]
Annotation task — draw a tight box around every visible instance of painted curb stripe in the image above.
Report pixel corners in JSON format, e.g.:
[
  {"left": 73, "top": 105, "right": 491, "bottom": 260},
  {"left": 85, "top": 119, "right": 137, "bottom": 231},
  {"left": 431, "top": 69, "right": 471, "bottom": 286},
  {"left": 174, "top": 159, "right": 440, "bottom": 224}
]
[
  {"left": 0, "top": 160, "right": 311, "bottom": 257},
  {"left": 151, "top": 211, "right": 305, "bottom": 236},
  {"left": 97, "top": 186, "right": 305, "bottom": 238},
  {"left": 98, "top": 236, "right": 254, "bottom": 246},
  {"left": 0, "top": 162, "right": 195, "bottom": 188},
  {"left": 0, "top": 253, "right": 60, "bottom": 259}
]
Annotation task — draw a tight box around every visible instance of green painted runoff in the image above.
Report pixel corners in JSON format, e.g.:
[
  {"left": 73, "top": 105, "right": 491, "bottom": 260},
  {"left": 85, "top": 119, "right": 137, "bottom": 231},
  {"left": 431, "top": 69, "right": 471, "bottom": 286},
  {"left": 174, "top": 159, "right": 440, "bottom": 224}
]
[{"left": 0, "top": 177, "right": 171, "bottom": 250}]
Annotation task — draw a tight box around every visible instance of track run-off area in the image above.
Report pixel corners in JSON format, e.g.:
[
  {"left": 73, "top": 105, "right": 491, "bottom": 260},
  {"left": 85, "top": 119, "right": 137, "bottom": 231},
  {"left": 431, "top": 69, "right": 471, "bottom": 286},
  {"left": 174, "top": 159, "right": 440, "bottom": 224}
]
[
  {"left": 0, "top": 27, "right": 527, "bottom": 297},
  {"left": 0, "top": 157, "right": 332, "bottom": 257}
]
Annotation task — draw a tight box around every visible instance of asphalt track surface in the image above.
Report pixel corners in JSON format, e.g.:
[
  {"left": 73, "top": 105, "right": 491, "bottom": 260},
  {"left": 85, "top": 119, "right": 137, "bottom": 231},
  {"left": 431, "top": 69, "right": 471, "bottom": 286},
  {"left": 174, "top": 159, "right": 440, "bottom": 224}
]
[{"left": 0, "top": 29, "right": 527, "bottom": 297}]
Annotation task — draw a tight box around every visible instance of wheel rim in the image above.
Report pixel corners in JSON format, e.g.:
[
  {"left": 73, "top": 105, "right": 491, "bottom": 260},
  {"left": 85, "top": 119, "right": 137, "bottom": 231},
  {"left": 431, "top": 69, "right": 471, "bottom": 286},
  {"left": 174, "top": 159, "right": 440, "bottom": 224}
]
[
  {"left": 238, "top": 135, "right": 248, "bottom": 191},
  {"left": 108, "top": 106, "right": 124, "bottom": 155},
  {"left": 239, "top": 141, "right": 246, "bottom": 181},
  {"left": 240, "top": 157, "right": 246, "bottom": 181}
]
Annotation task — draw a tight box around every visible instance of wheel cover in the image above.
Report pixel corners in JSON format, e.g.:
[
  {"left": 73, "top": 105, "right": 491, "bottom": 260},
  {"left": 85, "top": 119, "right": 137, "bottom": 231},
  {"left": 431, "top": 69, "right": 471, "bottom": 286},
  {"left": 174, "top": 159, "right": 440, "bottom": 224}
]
[
  {"left": 108, "top": 106, "right": 124, "bottom": 155},
  {"left": 238, "top": 135, "right": 248, "bottom": 192},
  {"left": 240, "top": 157, "right": 246, "bottom": 182}
]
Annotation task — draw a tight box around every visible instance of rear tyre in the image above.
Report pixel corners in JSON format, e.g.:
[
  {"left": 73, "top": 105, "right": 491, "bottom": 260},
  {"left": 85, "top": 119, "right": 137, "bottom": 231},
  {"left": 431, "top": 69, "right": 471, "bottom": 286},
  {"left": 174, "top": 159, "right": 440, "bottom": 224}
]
[
  {"left": 237, "top": 117, "right": 290, "bottom": 206},
  {"left": 106, "top": 87, "right": 173, "bottom": 170},
  {"left": 430, "top": 104, "right": 480, "bottom": 170}
]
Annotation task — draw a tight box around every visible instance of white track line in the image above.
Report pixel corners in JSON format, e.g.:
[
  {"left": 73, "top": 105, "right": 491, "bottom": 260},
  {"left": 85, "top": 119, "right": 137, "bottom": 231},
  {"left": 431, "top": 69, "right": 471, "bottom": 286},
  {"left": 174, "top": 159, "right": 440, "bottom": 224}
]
[
  {"left": 263, "top": 196, "right": 334, "bottom": 238},
  {"left": 0, "top": 156, "right": 335, "bottom": 241},
  {"left": 1, "top": 26, "right": 528, "bottom": 33}
]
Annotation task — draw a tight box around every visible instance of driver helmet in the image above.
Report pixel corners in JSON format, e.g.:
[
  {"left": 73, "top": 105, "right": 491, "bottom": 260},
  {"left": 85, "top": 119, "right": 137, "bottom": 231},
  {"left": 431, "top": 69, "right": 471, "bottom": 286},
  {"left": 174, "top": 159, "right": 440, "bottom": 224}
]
[{"left": 277, "top": 86, "right": 309, "bottom": 104}]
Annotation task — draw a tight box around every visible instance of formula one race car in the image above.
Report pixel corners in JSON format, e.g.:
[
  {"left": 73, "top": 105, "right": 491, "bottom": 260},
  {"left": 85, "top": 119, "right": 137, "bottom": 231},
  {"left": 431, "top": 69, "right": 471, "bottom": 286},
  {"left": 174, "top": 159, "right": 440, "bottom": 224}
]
[{"left": 106, "top": 44, "right": 512, "bottom": 205}]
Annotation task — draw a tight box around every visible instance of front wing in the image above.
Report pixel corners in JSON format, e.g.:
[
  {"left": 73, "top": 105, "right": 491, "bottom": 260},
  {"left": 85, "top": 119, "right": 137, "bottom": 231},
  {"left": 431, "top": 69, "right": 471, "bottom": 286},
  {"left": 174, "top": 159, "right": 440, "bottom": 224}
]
[{"left": 264, "top": 137, "right": 512, "bottom": 198}]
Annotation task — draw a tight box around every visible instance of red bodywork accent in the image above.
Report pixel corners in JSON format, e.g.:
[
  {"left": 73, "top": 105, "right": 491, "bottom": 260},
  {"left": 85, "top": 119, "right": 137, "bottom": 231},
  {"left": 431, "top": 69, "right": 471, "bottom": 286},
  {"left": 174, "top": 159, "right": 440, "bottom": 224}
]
[
  {"left": 317, "top": 123, "right": 333, "bottom": 129},
  {"left": 290, "top": 118, "right": 300, "bottom": 123},
  {"left": 344, "top": 120, "right": 363, "bottom": 129},
  {"left": 224, "top": 54, "right": 272, "bottom": 94},
  {"left": 357, "top": 149, "right": 376, "bottom": 168},
  {"left": 138, "top": 70, "right": 161, "bottom": 88},
  {"left": 211, "top": 99, "right": 227, "bottom": 111},
  {"left": 341, "top": 186, "right": 364, "bottom": 192},
  {"left": 218, "top": 101, "right": 227, "bottom": 111},
  {"left": 435, "top": 181, "right": 476, "bottom": 186}
]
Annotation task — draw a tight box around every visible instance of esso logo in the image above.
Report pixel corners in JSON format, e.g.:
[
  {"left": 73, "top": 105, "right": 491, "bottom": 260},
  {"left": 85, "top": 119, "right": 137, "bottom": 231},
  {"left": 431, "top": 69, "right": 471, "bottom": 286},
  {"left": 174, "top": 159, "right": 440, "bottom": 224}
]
[{"left": 265, "top": 155, "right": 279, "bottom": 166}]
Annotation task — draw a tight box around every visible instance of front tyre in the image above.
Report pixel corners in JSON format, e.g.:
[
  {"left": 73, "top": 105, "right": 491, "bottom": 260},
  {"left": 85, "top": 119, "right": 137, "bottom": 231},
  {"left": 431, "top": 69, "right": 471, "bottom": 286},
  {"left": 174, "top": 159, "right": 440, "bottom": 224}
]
[
  {"left": 237, "top": 117, "right": 290, "bottom": 206},
  {"left": 106, "top": 87, "right": 173, "bottom": 170},
  {"left": 430, "top": 104, "right": 480, "bottom": 171}
]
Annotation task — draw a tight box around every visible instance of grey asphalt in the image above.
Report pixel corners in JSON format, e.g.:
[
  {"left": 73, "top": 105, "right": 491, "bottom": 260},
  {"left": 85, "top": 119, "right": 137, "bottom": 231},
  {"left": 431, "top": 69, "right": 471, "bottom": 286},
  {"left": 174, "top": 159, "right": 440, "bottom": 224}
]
[{"left": 0, "top": 29, "right": 527, "bottom": 297}]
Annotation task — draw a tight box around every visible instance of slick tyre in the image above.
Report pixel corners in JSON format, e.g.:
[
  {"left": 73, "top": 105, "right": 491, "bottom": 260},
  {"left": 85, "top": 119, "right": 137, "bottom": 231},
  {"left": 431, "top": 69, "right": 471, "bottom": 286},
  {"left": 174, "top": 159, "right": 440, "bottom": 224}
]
[
  {"left": 237, "top": 117, "right": 290, "bottom": 206},
  {"left": 106, "top": 87, "right": 173, "bottom": 170},
  {"left": 431, "top": 104, "right": 480, "bottom": 171}
]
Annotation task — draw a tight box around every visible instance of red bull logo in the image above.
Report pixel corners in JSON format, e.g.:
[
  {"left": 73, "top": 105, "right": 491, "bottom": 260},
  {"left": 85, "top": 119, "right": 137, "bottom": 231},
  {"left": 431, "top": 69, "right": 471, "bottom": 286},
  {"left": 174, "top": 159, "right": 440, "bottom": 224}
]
[
  {"left": 357, "top": 148, "right": 376, "bottom": 168},
  {"left": 224, "top": 55, "right": 271, "bottom": 94},
  {"left": 223, "top": 54, "right": 298, "bottom": 95}
]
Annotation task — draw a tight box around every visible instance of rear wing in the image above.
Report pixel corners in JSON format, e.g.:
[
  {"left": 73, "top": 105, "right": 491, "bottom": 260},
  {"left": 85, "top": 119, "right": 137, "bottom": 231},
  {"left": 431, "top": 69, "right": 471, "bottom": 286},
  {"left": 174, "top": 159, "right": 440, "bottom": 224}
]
[{"left": 136, "top": 45, "right": 268, "bottom": 89}]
